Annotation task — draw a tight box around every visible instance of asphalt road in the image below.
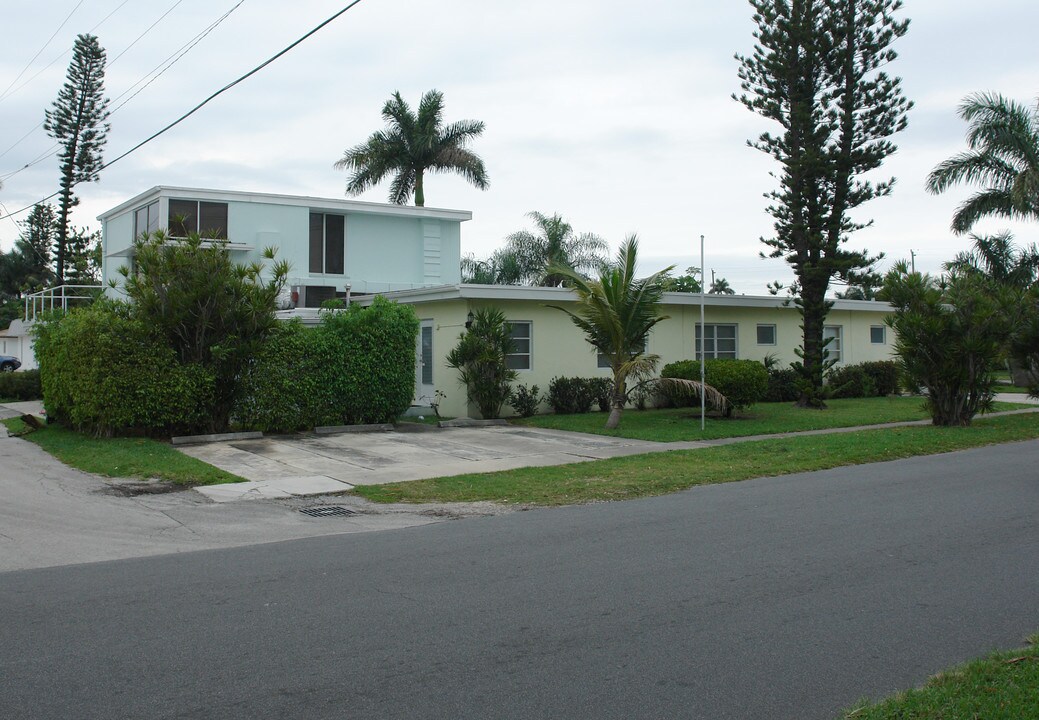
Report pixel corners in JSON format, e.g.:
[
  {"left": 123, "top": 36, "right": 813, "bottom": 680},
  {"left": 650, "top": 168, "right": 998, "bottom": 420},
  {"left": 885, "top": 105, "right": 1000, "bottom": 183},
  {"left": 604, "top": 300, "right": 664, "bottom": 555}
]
[{"left": 2, "top": 440, "right": 1038, "bottom": 719}]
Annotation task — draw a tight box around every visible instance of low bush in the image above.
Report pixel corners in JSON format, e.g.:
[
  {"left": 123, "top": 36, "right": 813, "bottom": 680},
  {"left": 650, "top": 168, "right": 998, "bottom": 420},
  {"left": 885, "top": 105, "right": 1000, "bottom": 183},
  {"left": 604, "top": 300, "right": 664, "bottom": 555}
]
[
  {"left": 0, "top": 369, "right": 42, "bottom": 401},
  {"left": 548, "top": 376, "right": 598, "bottom": 414},
  {"left": 859, "top": 360, "right": 900, "bottom": 396},
  {"left": 589, "top": 378, "right": 613, "bottom": 412},
  {"left": 765, "top": 366, "right": 801, "bottom": 402},
  {"left": 509, "top": 384, "right": 542, "bottom": 418},
  {"left": 661, "top": 359, "right": 768, "bottom": 416},
  {"left": 827, "top": 364, "right": 877, "bottom": 399}
]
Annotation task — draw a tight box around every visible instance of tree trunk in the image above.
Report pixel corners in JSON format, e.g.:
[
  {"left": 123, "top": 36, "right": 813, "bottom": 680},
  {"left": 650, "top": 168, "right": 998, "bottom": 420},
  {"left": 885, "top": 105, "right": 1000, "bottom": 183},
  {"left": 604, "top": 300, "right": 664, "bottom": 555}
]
[
  {"left": 604, "top": 374, "right": 626, "bottom": 429},
  {"left": 605, "top": 402, "right": 623, "bottom": 430},
  {"left": 414, "top": 169, "right": 425, "bottom": 207}
]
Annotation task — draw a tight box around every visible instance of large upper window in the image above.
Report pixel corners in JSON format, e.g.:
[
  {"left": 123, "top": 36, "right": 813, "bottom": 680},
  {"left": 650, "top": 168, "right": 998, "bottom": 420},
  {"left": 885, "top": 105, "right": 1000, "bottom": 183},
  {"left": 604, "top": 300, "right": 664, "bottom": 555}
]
[
  {"left": 309, "top": 213, "right": 345, "bottom": 275},
  {"left": 168, "top": 199, "right": 228, "bottom": 239},
  {"left": 824, "top": 325, "right": 843, "bottom": 363},
  {"left": 506, "top": 321, "right": 531, "bottom": 370},
  {"left": 695, "top": 323, "right": 737, "bottom": 360},
  {"left": 134, "top": 201, "right": 160, "bottom": 239}
]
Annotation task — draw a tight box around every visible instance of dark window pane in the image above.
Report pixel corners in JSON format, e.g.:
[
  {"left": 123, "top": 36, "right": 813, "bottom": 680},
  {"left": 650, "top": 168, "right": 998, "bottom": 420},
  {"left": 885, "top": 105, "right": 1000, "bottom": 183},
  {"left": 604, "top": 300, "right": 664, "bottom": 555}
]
[
  {"left": 303, "top": 285, "right": 336, "bottom": 308},
  {"left": 146, "top": 201, "right": 159, "bottom": 233},
  {"left": 135, "top": 207, "right": 149, "bottom": 239},
  {"left": 870, "top": 326, "right": 885, "bottom": 344},
  {"left": 309, "top": 214, "right": 324, "bottom": 274},
  {"left": 421, "top": 326, "right": 433, "bottom": 385},
  {"left": 199, "top": 202, "right": 228, "bottom": 239},
  {"left": 505, "top": 355, "right": 529, "bottom": 370},
  {"left": 324, "top": 214, "right": 345, "bottom": 274},
  {"left": 757, "top": 325, "right": 775, "bottom": 345},
  {"left": 168, "top": 200, "right": 197, "bottom": 236}
]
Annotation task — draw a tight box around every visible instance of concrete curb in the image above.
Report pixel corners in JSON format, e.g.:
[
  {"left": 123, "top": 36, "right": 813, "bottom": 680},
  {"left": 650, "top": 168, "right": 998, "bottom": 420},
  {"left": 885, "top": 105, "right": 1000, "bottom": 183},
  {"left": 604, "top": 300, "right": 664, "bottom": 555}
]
[
  {"left": 315, "top": 423, "right": 394, "bottom": 435},
  {"left": 438, "top": 418, "right": 508, "bottom": 428},
  {"left": 171, "top": 431, "right": 263, "bottom": 446}
]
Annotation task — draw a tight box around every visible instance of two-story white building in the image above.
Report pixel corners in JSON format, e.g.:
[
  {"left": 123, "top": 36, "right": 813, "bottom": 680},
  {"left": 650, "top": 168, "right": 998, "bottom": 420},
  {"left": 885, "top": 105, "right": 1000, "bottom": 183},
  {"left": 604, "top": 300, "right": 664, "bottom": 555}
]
[{"left": 98, "top": 186, "right": 471, "bottom": 305}]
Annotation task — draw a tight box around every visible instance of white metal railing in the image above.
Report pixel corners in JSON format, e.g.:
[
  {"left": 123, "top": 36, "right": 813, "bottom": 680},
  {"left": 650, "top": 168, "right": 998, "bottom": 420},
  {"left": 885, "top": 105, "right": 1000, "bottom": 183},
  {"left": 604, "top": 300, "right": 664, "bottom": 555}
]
[{"left": 24, "top": 284, "right": 103, "bottom": 321}]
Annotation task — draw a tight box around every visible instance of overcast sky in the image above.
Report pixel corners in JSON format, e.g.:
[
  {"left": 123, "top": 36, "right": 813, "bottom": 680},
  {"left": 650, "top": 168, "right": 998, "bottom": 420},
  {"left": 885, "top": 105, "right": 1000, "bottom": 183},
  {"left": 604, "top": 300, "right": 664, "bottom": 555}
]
[{"left": 1, "top": 0, "right": 1036, "bottom": 294}]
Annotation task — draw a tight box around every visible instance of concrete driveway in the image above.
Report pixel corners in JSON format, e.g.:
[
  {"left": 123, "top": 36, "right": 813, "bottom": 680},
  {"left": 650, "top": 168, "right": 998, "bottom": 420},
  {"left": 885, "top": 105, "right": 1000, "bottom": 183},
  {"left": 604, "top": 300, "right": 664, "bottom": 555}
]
[{"left": 179, "top": 424, "right": 700, "bottom": 502}]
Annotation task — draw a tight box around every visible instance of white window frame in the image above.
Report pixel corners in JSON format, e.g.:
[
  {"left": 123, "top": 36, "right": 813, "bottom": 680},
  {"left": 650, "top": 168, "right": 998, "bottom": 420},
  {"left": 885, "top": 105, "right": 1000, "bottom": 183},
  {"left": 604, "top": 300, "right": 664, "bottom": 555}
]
[
  {"left": 870, "top": 325, "right": 886, "bottom": 344},
  {"left": 507, "top": 321, "right": 532, "bottom": 370},
  {"left": 756, "top": 324, "right": 777, "bottom": 346},
  {"left": 824, "top": 325, "right": 843, "bottom": 363},
  {"left": 695, "top": 323, "right": 738, "bottom": 360}
]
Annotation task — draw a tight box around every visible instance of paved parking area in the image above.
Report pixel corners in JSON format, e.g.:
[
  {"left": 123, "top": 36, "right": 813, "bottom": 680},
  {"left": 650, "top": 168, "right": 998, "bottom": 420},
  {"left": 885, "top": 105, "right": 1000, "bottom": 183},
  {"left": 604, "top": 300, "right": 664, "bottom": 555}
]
[{"left": 179, "top": 424, "right": 700, "bottom": 502}]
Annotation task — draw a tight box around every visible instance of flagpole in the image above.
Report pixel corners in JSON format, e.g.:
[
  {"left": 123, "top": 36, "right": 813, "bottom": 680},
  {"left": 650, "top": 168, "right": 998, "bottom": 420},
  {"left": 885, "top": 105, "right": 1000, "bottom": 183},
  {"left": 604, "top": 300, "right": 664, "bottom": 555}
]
[{"left": 700, "top": 234, "right": 706, "bottom": 432}]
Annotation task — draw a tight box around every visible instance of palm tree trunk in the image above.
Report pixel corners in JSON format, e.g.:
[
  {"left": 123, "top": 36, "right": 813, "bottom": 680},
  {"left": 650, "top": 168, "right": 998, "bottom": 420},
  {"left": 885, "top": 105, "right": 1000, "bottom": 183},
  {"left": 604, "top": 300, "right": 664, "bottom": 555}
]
[
  {"left": 604, "top": 374, "right": 626, "bottom": 429},
  {"left": 414, "top": 169, "right": 425, "bottom": 207},
  {"left": 605, "top": 402, "right": 623, "bottom": 430}
]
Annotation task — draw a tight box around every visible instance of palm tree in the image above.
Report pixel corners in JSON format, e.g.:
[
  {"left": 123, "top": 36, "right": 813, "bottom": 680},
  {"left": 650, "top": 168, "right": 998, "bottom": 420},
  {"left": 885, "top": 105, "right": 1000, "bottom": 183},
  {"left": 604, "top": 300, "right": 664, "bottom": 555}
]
[
  {"left": 504, "top": 211, "right": 609, "bottom": 286},
  {"left": 548, "top": 236, "right": 725, "bottom": 429},
  {"left": 944, "top": 231, "right": 1039, "bottom": 290},
  {"left": 335, "top": 89, "right": 488, "bottom": 207},
  {"left": 460, "top": 248, "right": 524, "bottom": 285},
  {"left": 708, "top": 277, "right": 735, "bottom": 295},
  {"left": 926, "top": 92, "right": 1039, "bottom": 233}
]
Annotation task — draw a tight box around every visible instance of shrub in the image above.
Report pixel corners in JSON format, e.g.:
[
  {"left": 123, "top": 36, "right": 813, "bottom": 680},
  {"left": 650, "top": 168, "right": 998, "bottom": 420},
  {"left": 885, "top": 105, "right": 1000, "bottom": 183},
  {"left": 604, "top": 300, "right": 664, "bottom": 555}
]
[
  {"left": 860, "top": 360, "right": 900, "bottom": 396},
  {"left": 884, "top": 269, "right": 1013, "bottom": 426},
  {"left": 764, "top": 366, "right": 801, "bottom": 402},
  {"left": 509, "top": 384, "right": 541, "bottom": 417},
  {"left": 661, "top": 359, "right": 768, "bottom": 416},
  {"left": 547, "top": 376, "right": 597, "bottom": 414},
  {"left": 235, "top": 298, "right": 419, "bottom": 431},
  {"left": 33, "top": 303, "right": 213, "bottom": 436},
  {"left": 588, "top": 378, "right": 613, "bottom": 412},
  {"left": 445, "top": 307, "right": 516, "bottom": 419},
  {"left": 827, "top": 364, "right": 877, "bottom": 399},
  {"left": 0, "top": 369, "right": 42, "bottom": 401}
]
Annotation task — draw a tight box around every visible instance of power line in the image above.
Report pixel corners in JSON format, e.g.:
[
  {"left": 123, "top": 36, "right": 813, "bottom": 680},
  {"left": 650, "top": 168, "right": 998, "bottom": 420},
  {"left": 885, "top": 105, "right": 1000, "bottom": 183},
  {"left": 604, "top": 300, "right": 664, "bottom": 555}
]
[
  {"left": 106, "top": 0, "right": 187, "bottom": 68},
  {"left": 0, "top": 0, "right": 84, "bottom": 103},
  {"left": 0, "top": 0, "right": 368, "bottom": 223},
  {"left": 0, "top": 1, "right": 245, "bottom": 182}
]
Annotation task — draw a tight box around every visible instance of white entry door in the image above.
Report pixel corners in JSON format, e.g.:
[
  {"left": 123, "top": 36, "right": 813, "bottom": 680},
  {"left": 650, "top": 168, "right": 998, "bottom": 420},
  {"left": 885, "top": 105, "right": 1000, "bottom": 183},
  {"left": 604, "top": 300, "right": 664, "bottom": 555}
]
[{"left": 415, "top": 320, "right": 435, "bottom": 404}]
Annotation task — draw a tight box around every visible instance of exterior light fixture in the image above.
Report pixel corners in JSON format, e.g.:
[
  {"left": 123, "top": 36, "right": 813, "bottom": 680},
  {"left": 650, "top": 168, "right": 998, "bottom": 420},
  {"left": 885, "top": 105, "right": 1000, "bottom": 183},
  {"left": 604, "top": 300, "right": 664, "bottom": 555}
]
[{"left": 465, "top": 310, "right": 475, "bottom": 329}]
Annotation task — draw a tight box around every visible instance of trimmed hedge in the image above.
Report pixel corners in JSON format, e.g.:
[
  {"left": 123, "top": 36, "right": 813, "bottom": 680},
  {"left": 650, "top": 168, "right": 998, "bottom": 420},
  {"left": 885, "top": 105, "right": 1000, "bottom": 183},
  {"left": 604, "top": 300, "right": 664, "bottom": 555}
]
[
  {"left": 0, "top": 369, "right": 42, "bottom": 401},
  {"left": 660, "top": 359, "right": 768, "bottom": 416},
  {"left": 827, "top": 361, "right": 900, "bottom": 398},
  {"left": 235, "top": 297, "right": 418, "bottom": 432},
  {"left": 547, "top": 376, "right": 597, "bottom": 414},
  {"left": 765, "top": 366, "right": 801, "bottom": 402},
  {"left": 33, "top": 304, "right": 214, "bottom": 436}
]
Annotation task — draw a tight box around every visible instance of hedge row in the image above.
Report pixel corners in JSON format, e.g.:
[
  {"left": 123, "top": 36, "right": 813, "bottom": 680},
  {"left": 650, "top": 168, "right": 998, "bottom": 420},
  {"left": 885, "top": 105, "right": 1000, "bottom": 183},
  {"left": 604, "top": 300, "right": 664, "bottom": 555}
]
[
  {"left": 234, "top": 297, "right": 418, "bottom": 432},
  {"left": 828, "top": 360, "right": 900, "bottom": 398},
  {"left": 33, "top": 304, "right": 214, "bottom": 436},
  {"left": 660, "top": 359, "right": 769, "bottom": 416},
  {"left": 547, "top": 376, "right": 612, "bottom": 414},
  {"left": 0, "top": 369, "right": 42, "bottom": 401}
]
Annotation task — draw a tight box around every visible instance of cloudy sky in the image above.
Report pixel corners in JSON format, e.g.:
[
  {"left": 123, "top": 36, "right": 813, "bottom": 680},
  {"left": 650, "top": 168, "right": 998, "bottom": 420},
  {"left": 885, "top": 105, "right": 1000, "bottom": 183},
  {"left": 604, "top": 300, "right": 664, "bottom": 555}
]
[{"left": 1, "top": 0, "right": 1036, "bottom": 293}]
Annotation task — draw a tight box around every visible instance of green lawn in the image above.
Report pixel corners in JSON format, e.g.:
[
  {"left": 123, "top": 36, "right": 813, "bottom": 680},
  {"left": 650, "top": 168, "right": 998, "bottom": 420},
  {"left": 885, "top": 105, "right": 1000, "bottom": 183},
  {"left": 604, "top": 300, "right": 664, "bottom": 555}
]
[
  {"left": 842, "top": 635, "right": 1039, "bottom": 719},
  {"left": 353, "top": 412, "right": 1039, "bottom": 506},
  {"left": 513, "top": 397, "right": 1029, "bottom": 441},
  {"left": 2, "top": 418, "right": 244, "bottom": 486}
]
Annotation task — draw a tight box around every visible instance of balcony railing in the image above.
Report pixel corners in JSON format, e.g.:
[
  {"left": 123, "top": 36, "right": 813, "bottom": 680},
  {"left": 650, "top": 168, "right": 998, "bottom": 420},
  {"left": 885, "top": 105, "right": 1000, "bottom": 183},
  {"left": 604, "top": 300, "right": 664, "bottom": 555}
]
[{"left": 24, "top": 285, "right": 103, "bottom": 321}]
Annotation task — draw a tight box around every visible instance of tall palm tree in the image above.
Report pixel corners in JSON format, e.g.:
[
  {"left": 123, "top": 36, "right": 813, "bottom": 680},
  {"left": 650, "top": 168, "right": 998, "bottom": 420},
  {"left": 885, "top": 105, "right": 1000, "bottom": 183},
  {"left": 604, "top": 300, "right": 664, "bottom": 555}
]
[
  {"left": 926, "top": 92, "right": 1039, "bottom": 233},
  {"left": 548, "top": 236, "right": 725, "bottom": 429},
  {"left": 504, "top": 211, "right": 609, "bottom": 287},
  {"left": 460, "top": 248, "right": 524, "bottom": 285},
  {"left": 335, "top": 89, "right": 488, "bottom": 207}
]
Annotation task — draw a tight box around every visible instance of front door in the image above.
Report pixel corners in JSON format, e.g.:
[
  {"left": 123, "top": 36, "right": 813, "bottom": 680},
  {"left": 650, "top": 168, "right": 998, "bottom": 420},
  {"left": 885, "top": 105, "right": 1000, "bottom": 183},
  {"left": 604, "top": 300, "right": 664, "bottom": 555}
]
[{"left": 415, "top": 320, "right": 435, "bottom": 405}]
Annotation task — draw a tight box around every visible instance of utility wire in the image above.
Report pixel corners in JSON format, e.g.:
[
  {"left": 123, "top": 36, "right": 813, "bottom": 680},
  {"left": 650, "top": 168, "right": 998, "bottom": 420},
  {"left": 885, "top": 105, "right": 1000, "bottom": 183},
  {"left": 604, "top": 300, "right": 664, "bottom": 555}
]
[
  {"left": 0, "top": 0, "right": 84, "bottom": 103},
  {"left": 0, "top": 0, "right": 245, "bottom": 180},
  {"left": 0, "top": 0, "right": 368, "bottom": 223}
]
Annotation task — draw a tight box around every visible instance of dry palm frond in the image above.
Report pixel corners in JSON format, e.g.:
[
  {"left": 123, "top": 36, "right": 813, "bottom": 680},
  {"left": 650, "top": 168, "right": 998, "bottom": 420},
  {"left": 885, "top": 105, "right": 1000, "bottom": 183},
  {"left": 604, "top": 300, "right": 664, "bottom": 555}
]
[{"left": 654, "top": 377, "right": 728, "bottom": 413}]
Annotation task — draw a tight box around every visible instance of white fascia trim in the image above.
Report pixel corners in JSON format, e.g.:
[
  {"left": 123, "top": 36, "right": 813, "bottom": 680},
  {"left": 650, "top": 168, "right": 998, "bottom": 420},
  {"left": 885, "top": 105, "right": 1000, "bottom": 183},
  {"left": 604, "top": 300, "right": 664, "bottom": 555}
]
[
  {"left": 97, "top": 186, "right": 473, "bottom": 223},
  {"left": 356, "top": 284, "right": 893, "bottom": 313}
]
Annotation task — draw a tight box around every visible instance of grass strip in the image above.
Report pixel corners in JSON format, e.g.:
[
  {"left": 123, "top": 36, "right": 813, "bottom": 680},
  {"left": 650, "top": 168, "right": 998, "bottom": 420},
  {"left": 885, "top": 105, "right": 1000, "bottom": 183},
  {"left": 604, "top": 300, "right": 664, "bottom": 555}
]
[
  {"left": 513, "top": 397, "right": 1029, "bottom": 442},
  {"left": 352, "top": 412, "right": 1039, "bottom": 506},
  {"left": 841, "top": 634, "right": 1039, "bottom": 719},
  {"left": 2, "top": 418, "right": 245, "bottom": 486}
]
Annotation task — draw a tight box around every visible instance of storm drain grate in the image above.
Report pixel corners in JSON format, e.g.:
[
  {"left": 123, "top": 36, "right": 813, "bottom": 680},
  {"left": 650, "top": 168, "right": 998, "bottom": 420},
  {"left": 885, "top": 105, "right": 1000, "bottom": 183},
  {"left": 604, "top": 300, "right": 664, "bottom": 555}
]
[{"left": 299, "top": 505, "right": 357, "bottom": 518}]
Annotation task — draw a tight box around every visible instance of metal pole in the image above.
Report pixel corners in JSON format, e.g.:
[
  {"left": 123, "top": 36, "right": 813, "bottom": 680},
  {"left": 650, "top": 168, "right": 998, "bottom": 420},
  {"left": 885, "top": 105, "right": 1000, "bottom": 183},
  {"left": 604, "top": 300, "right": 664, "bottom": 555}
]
[{"left": 700, "top": 234, "right": 706, "bottom": 432}]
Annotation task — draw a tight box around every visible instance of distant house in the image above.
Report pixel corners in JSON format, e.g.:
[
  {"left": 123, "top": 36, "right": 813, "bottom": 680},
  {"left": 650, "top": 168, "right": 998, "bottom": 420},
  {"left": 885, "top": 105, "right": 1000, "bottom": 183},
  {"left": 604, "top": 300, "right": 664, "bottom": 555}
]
[
  {"left": 354, "top": 285, "right": 896, "bottom": 418},
  {"left": 98, "top": 186, "right": 471, "bottom": 305}
]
